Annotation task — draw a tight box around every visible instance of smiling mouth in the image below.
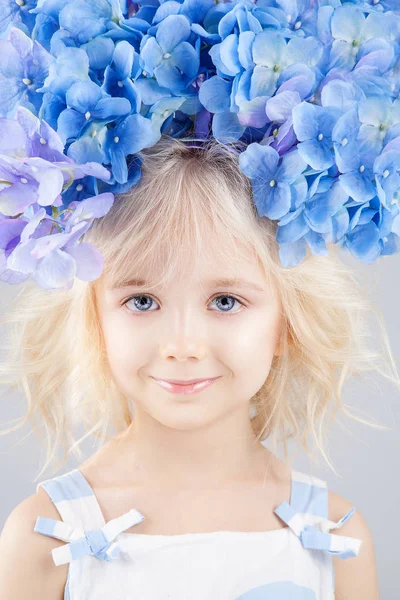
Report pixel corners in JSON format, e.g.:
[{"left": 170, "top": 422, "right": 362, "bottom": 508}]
[
  {"left": 152, "top": 377, "right": 219, "bottom": 385},
  {"left": 151, "top": 376, "right": 220, "bottom": 394}
]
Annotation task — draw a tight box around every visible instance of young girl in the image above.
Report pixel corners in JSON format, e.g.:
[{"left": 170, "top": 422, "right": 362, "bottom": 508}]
[
  {"left": 1, "top": 0, "right": 400, "bottom": 598},
  {"left": 0, "top": 135, "right": 397, "bottom": 599}
]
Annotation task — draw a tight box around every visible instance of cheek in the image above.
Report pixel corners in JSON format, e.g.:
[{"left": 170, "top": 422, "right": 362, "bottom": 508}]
[
  {"left": 229, "top": 308, "right": 281, "bottom": 358},
  {"left": 100, "top": 313, "right": 145, "bottom": 372}
]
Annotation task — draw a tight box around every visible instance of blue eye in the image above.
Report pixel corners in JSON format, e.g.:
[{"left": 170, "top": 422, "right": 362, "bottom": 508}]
[{"left": 122, "top": 294, "right": 245, "bottom": 314}]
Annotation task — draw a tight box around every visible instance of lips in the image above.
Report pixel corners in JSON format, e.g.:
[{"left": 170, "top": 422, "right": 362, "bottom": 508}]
[
  {"left": 152, "top": 377, "right": 218, "bottom": 385},
  {"left": 151, "top": 376, "right": 219, "bottom": 395}
]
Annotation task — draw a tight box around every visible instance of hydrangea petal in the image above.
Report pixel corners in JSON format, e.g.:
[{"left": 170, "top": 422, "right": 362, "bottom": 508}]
[
  {"left": 278, "top": 150, "right": 307, "bottom": 183},
  {"left": 156, "top": 14, "right": 190, "bottom": 52},
  {"left": 278, "top": 237, "right": 307, "bottom": 267},
  {"left": 219, "top": 34, "right": 241, "bottom": 76},
  {"left": 110, "top": 144, "right": 128, "bottom": 185},
  {"left": 249, "top": 65, "right": 279, "bottom": 99},
  {"left": 57, "top": 108, "right": 86, "bottom": 144},
  {"left": 237, "top": 96, "right": 269, "bottom": 128},
  {"left": 0, "top": 217, "right": 26, "bottom": 250},
  {"left": 66, "top": 81, "right": 103, "bottom": 113},
  {"left": 331, "top": 6, "right": 365, "bottom": 43},
  {"left": 304, "top": 229, "right": 328, "bottom": 255},
  {"left": 67, "top": 193, "right": 115, "bottom": 225},
  {"left": 292, "top": 102, "right": 318, "bottom": 141},
  {"left": 198, "top": 76, "right": 231, "bottom": 113},
  {"left": 239, "top": 143, "right": 280, "bottom": 180},
  {"left": 339, "top": 171, "right": 376, "bottom": 203},
  {"left": 140, "top": 38, "right": 162, "bottom": 76},
  {"left": 266, "top": 91, "right": 301, "bottom": 123},
  {"left": 58, "top": 0, "right": 109, "bottom": 44},
  {"left": 33, "top": 247, "right": 76, "bottom": 289},
  {"left": 0, "top": 180, "right": 38, "bottom": 216},
  {"left": 253, "top": 180, "right": 291, "bottom": 220},
  {"left": 36, "top": 165, "right": 64, "bottom": 206},
  {"left": 212, "top": 111, "right": 245, "bottom": 143},
  {"left": 329, "top": 39, "right": 356, "bottom": 70},
  {"left": 321, "top": 79, "right": 360, "bottom": 112},
  {"left": 0, "top": 49, "right": 22, "bottom": 99},
  {"left": 0, "top": 117, "right": 26, "bottom": 153},
  {"left": 357, "top": 39, "right": 394, "bottom": 73},
  {"left": 297, "top": 139, "right": 334, "bottom": 171},
  {"left": 238, "top": 31, "right": 255, "bottom": 70},
  {"left": 0, "top": 252, "right": 30, "bottom": 284},
  {"left": 154, "top": 60, "right": 187, "bottom": 94},
  {"left": 112, "top": 40, "right": 134, "bottom": 80},
  {"left": 170, "top": 41, "right": 200, "bottom": 80},
  {"left": 91, "top": 97, "right": 131, "bottom": 120},
  {"left": 82, "top": 37, "right": 115, "bottom": 71},
  {"left": 67, "top": 133, "right": 106, "bottom": 165},
  {"left": 252, "top": 31, "right": 287, "bottom": 67},
  {"left": 7, "top": 238, "right": 37, "bottom": 273},
  {"left": 345, "top": 221, "right": 381, "bottom": 262},
  {"left": 64, "top": 241, "right": 104, "bottom": 281},
  {"left": 276, "top": 211, "right": 309, "bottom": 243}
]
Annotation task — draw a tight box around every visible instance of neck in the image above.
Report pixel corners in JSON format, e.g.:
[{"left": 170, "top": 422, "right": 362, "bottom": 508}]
[{"left": 109, "top": 406, "right": 275, "bottom": 490}]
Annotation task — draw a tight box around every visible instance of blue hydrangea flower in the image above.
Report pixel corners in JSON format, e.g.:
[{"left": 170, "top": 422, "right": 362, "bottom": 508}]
[
  {"left": 238, "top": 142, "right": 308, "bottom": 220},
  {"left": 57, "top": 80, "right": 132, "bottom": 145},
  {"left": 328, "top": 5, "right": 399, "bottom": 71},
  {"left": 102, "top": 41, "right": 141, "bottom": 113},
  {"left": 0, "top": 27, "right": 53, "bottom": 118},
  {"left": 373, "top": 148, "right": 400, "bottom": 209},
  {"left": 66, "top": 121, "right": 108, "bottom": 166},
  {"left": 140, "top": 14, "right": 200, "bottom": 94},
  {"left": 274, "top": 0, "right": 320, "bottom": 38},
  {"left": 0, "top": 0, "right": 37, "bottom": 38},
  {"left": 357, "top": 96, "right": 400, "bottom": 152},
  {"left": 198, "top": 75, "right": 246, "bottom": 142},
  {"left": 276, "top": 173, "right": 350, "bottom": 267},
  {"left": 345, "top": 0, "right": 400, "bottom": 14},
  {"left": 265, "top": 90, "right": 302, "bottom": 155},
  {"left": 38, "top": 46, "right": 91, "bottom": 104},
  {"left": 104, "top": 113, "right": 159, "bottom": 184},
  {"left": 332, "top": 107, "right": 378, "bottom": 202},
  {"left": 58, "top": 0, "right": 119, "bottom": 45},
  {"left": 82, "top": 36, "right": 115, "bottom": 73},
  {"left": 292, "top": 101, "right": 343, "bottom": 171}
]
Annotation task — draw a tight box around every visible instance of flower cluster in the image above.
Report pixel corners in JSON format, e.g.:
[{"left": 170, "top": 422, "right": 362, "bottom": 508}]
[
  {"left": 0, "top": 107, "right": 114, "bottom": 288},
  {"left": 1, "top": 0, "right": 400, "bottom": 289}
]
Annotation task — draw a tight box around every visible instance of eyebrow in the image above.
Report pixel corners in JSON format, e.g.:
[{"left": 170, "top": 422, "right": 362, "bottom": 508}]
[{"left": 110, "top": 278, "right": 265, "bottom": 293}]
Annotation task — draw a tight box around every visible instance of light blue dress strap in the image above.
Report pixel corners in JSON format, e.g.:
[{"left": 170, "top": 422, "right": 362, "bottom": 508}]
[
  {"left": 35, "top": 469, "right": 106, "bottom": 530},
  {"left": 274, "top": 470, "right": 362, "bottom": 559},
  {"left": 289, "top": 469, "right": 329, "bottom": 518},
  {"left": 33, "top": 468, "right": 146, "bottom": 600}
]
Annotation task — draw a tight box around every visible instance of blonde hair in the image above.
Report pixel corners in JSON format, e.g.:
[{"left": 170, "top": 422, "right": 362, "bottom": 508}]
[{"left": 0, "top": 135, "right": 399, "bottom": 481}]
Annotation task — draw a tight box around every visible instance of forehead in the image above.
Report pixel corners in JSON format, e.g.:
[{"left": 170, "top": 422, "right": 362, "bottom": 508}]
[
  {"left": 97, "top": 219, "right": 276, "bottom": 295},
  {"left": 103, "top": 252, "right": 272, "bottom": 295}
]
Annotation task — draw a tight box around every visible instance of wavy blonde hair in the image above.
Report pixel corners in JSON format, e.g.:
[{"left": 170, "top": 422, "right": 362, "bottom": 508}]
[{"left": 0, "top": 134, "right": 399, "bottom": 481}]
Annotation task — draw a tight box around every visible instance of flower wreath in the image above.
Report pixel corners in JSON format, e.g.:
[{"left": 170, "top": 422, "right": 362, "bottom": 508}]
[{"left": 1, "top": 0, "right": 400, "bottom": 290}]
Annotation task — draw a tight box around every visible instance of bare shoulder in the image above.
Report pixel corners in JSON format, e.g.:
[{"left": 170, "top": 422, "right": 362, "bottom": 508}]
[
  {"left": 0, "top": 487, "right": 69, "bottom": 599},
  {"left": 328, "top": 489, "right": 380, "bottom": 600}
]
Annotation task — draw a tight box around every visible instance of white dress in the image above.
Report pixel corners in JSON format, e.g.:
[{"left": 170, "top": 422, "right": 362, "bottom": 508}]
[{"left": 33, "top": 467, "right": 362, "bottom": 599}]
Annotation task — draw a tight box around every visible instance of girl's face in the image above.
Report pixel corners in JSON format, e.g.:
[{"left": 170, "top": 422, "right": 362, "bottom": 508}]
[{"left": 95, "top": 247, "right": 283, "bottom": 433}]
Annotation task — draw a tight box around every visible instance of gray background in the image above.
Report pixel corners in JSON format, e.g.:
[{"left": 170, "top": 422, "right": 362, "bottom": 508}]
[{"left": 0, "top": 250, "right": 399, "bottom": 597}]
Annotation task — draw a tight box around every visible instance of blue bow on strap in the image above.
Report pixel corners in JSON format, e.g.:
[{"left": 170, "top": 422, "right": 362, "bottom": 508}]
[
  {"left": 274, "top": 501, "right": 362, "bottom": 559},
  {"left": 34, "top": 508, "right": 145, "bottom": 566}
]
